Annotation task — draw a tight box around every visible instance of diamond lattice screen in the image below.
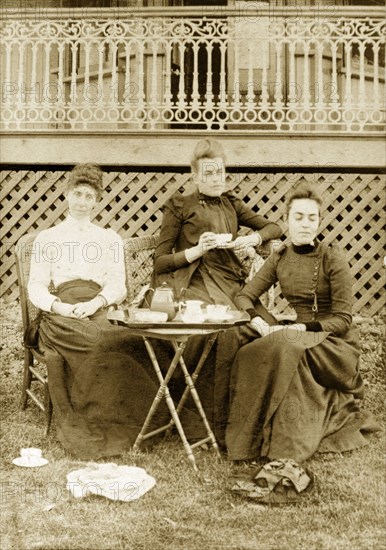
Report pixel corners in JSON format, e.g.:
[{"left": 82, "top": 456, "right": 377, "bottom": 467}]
[{"left": 1, "top": 169, "right": 384, "bottom": 315}]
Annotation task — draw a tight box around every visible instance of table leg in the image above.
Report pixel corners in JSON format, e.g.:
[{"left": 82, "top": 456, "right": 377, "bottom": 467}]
[
  {"left": 133, "top": 338, "right": 200, "bottom": 471},
  {"left": 174, "top": 333, "right": 218, "bottom": 416},
  {"left": 173, "top": 341, "right": 221, "bottom": 459}
]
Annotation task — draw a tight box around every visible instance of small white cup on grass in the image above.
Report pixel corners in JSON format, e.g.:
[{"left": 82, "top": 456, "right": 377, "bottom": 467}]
[{"left": 21, "top": 447, "right": 42, "bottom": 463}]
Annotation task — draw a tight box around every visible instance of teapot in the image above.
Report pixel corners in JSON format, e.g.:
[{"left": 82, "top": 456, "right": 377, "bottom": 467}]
[
  {"left": 145, "top": 282, "right": 177, "bottom": 321},
  {"left": 179, "top": 299, "right": 205, "bottom": 324}
]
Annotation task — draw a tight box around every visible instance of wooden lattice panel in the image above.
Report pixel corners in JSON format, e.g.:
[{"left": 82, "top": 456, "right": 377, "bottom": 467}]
[
  {"left": 1, "top": 169, "right": 384, "bottom": 316},
  {"left": 230, "top": 171, "right": 385, "bottom": 316}
]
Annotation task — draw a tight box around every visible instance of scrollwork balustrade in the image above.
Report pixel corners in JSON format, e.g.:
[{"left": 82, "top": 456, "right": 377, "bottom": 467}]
[{"left": 1, "top": 11, "right": 385, "bottom": 132}]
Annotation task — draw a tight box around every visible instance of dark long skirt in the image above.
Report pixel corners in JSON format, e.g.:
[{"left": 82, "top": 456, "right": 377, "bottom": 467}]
[
  {"left": 38, "top": 281, "right": 240, "bottom": 459},
  {"left": 38, "top": 283, "right": 169, "bottom": 458},
  {"left": 225, "top": 327, "right": 381, "bottom": 463}
]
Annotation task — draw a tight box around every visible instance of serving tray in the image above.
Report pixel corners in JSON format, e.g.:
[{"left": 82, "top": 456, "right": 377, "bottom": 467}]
[{"left": 107, "top": 309, "right": 250, "bottom": 330}]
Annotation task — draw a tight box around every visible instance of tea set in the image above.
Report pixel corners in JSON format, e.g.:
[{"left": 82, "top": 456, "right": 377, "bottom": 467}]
[{"left": 136, "top": 282, "right": 232, "bottom": 324}]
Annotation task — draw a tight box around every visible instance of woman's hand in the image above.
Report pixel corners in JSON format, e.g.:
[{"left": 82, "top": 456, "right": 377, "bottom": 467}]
[
  {"left": 249, "top": 316, "right": 284, "bottom": 338},
  {"left": 185, "top": 231, "right": 218, "bottom": 263},
  {"left": 197, "top": 231, "right": 218, "bottom": 253},
  {"left": 51, "top": 301, "right": 76, "bottom": 318},
  {"left": 71, "top": 296, "right": 105, "bottom": 319}
]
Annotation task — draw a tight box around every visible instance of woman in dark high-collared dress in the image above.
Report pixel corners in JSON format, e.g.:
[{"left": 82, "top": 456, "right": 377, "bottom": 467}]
[
  {"left": 151, "top": 138, "right": 283, "bottom": 445},
  {"left": 226, "top": 182, "right": 380, "bottom": 463}
]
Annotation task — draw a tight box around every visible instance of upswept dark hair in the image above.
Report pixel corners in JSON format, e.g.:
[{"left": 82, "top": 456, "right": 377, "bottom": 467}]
[
  {"left": 285, "top": 181, "right": 323, "bottom": 215},
  {"left": 67, "top": 163, "right": 104, "bottom": 200},
  {"left": 190, "top": 138, "right": 226, "bottom": 173}
]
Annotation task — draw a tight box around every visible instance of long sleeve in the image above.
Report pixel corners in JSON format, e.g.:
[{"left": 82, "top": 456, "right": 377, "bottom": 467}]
[
  {"left": 228, "top": 195, "right": 283, "bottom": 242},
  {"left": 28, "top": 231, "right": 60, "bottom": 312},
  {"left": 315, "top": 245, "right": 353, "bottom": 336},
  {"left": 153, "top": 195, "right": 188, "bottom": 274}
]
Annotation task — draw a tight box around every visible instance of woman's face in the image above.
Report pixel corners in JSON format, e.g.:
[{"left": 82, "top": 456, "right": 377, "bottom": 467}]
[
  {"left": 194, "top": 157, "right": 226, "bottom": 197},
  {"left": 287, "top": 198, "right": 320, "bottom": 245},
  {"left": 66, "top": 184, "right": 98, "bottom": 221}
]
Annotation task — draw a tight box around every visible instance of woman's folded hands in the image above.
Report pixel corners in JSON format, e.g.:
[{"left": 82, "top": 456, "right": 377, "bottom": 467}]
[
  {"left": 51, "top": 300, "right": 75, "bottom": 317},
  {"left": 51, "top": 296, "right": 106, "bottom": 319},
  {"left": 249, "top": 316, "right": 284, "bottom": 337}
]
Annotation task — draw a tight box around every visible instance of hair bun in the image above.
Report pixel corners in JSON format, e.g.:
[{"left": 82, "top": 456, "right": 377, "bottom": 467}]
[{"left": 68, "top": 163, "right": 103, "bottom": 199}]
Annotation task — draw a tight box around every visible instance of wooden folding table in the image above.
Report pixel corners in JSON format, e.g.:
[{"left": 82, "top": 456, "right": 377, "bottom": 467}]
[{"left": 108, "top": 310, "right": 249, "bottom": 471}]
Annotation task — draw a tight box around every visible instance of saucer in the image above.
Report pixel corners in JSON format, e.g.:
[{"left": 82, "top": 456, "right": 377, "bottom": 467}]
[
  {"left": 12, "top": 457, "right": 49, "bottom": 468},
  {"left": 215, "top": 233, "right": 232, "bottom": 246}
]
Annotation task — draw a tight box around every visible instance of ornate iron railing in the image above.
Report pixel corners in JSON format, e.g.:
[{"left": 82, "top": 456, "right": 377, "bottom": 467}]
[{"left": 1, "top": 7, "right": 385, "bottom": 132}]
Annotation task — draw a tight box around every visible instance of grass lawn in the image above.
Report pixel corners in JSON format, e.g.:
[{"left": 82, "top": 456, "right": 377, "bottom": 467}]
[{"left": 1, "top": 300, "right": 385, "bottom": 550}]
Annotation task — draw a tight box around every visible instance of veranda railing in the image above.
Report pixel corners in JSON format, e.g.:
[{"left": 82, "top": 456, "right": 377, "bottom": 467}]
[{"left": 1, "top": 6, "right": 385, "bottom": 132}]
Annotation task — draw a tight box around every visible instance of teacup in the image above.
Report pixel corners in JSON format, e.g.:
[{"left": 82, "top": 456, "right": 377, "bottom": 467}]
[
  {"left": 206, "top": 304, "right": 229, "bottom": 320},
  {"left": 20, "top": 448, "right": 42, "bottom": 462}
]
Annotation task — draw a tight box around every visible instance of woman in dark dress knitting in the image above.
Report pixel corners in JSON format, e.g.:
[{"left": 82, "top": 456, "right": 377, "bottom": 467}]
[
  {"left": 152, "top": 138, "right": 283, "bottom": 445},
  {"left": 226, "top": 182, "right": 380, "bottom": 462}
]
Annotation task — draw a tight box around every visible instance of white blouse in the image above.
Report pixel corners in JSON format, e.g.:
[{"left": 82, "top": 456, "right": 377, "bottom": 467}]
[{"left": 28, "top": 215, "right": 127, "bottom": 311}]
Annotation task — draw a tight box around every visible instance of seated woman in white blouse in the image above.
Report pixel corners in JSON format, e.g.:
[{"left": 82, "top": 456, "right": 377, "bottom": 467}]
[
  {"left": 28, "top": 164, "right": 169, "bottom": 459},
  {"left": 28, "top": 163, "right": 126, "bottom": 318}
]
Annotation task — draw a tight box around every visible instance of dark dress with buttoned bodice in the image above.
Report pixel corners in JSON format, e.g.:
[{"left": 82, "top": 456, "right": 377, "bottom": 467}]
[
  {"left": 152, "top": 190, "right": 283, "bottom": 305},
  {"left": 150, "top": 190, "right": 283, "bottom": 445},
  {"left": 225, "top": 241, "right": 380, "bottom": 462}
]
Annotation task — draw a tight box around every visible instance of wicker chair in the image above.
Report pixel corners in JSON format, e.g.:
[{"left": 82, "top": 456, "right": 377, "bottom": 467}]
[
  {"left": 123, "top": 234, "right": 275, "bottom": 310},
  {"left": 123, "top": 235, "right": 160, "bottom": 305},
  {"left": 15, "top": 232, "right": 275, "bottom": 433}
]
